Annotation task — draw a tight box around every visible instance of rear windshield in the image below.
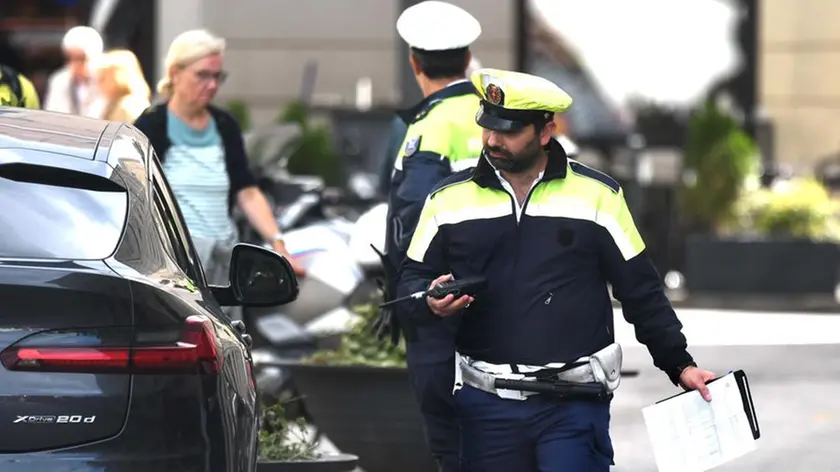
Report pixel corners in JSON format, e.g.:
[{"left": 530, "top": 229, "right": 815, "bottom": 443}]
[{"left": 0, "top": 177, "right": 127, "bottom": 260}]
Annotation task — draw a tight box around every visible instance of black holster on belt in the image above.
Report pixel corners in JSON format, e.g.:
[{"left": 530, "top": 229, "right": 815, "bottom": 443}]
[{"left": 371, "top": 245, "right": 418, "bottom": 344}]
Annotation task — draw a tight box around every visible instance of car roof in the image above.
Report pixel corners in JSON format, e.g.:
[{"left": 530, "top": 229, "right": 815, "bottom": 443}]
[
  {"left": 0, "top": 107, "right": 149, "bottom": 178},
  {"left": 0, "top": 107, "right": 114, "bottom": 159}
]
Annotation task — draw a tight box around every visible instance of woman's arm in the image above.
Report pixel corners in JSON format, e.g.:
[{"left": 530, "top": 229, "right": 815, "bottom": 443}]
[
  {"left": 215, "top": 108, "right": 305, "bottom": 276},
  {"left": 236, "top": 187, "right": 305, "bottom": 276}
]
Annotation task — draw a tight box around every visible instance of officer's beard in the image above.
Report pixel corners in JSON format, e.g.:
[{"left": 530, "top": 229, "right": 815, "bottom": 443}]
[{"left": 484, "top": 137, "right": 543, "bottom": 174}]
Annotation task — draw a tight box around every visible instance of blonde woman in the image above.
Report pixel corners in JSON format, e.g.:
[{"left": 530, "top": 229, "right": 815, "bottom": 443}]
[
  {"left": 133, "top": 29, "right": 305, "bottom": 291},
  {"left": 96, "top": 49, "right": 150, "bottom": 122}
]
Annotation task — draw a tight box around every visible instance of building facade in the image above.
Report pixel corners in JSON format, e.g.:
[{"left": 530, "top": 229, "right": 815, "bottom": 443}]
[
  {"left": 762, "top": 0, "right": 840, "bottom": 169},
  {"left": 156, "top": 0, "right": 516, "bottom": 125},
  {"left": 156, "top": 0, "right": 838, "bottom": 169}
]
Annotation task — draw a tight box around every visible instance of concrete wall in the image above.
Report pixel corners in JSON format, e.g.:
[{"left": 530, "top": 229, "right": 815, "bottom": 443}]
[
  {"left": 157, "top": 0, "right": 515, "bottom": 126},
  {"left": 761, "top": 0, "right": 840, "bottom": 169}
]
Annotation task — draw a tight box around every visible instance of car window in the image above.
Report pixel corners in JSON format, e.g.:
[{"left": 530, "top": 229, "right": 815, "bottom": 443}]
[
  {"left": 150, "top": 188, "right": 186, "bottom": 269},
  {"left": 0, "top": 164, "right": 127, "bottom": 260},
  {"left": 149, "top": 154, "right": 206, "bottom": 285}
]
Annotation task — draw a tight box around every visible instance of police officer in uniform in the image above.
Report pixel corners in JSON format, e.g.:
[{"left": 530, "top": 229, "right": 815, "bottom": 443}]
[
  {"left": 397, "top": 68, "right": 715, "bottom": 471},
  {"left": 382, "top": 2, "right": 484, "bottom": 470},
  {"left": 0, "top": 64, "right": 40, "bottom": 109}
]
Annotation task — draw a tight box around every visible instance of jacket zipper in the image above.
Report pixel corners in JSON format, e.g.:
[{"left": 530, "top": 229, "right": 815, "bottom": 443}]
[
  {"left": 504, "top": 179, "right": 545, "bottom": 353},
  {"left": 508, "top": 179, "right": 543, "bottom": 282}
]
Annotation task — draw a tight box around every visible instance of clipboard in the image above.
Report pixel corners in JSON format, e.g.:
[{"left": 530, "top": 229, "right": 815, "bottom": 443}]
[
  {"left": 655, "top": 369, "right": 760, "bottom": 440},
  {"left": 643, "top": 369, "right": 760, "bottom": 472}
]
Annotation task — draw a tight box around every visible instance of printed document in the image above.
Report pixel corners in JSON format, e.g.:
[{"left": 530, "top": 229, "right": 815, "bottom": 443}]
[{"left": 642, "top": 373, "right": 757, "bottom": 472}]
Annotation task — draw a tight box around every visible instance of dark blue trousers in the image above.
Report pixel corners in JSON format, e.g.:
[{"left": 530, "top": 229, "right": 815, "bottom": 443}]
[
  {"left": 406, "top": 322, "right": 461, "bottom": 472},
  {"left": 455, "top": 385, "right": 615, "bottom": 472}
]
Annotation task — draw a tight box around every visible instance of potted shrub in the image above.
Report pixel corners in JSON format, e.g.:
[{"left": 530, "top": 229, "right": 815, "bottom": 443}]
[
  {"left": 227, "top": 99, "right": 252, "bottom": 132},
  {"left": 679, "top": 100, "right": 759, "bottom": 236},
  {"left": 685, "top": 150, "right": 840, "bottom": 297},
  {"left": 288, "top": 303, "right": 438, "bottom": 472},
  {"left": 276, "top": 101, "right": 345, "bottom": 187},
  {"left": 258, "top": 400, "right": 358, "bottom": 472},
  {"left": 678, "top": 100, "right": 769, "bottom": 295},
  {"left": 686, "top": 177, "right": 840, "bottom": 295}
]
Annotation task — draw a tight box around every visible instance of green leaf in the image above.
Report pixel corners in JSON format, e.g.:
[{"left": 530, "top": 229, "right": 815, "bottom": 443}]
[
  {"left": 258, "top": 400, "right": 321, "bottom": 461},
  {"left": 303, "top": 291, "right": 408, "bottom": 368},
  {"left": 679, "top": 100, "right": 759, "bottom": 233}
]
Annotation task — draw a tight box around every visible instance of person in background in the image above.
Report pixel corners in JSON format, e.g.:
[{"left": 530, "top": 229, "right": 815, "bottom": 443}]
[
  {"left": 133, "top": 29, "right": 305, "bottom": 294},
  {"left": 378, "top": 115, "right": 408, "bottom": 197},
  {"left": 0, "top": 64, "right": 41, "bottom": 109},
  {"left": 44, "top": 26, "right": 104, "bottom": 117},
  {"left": 378, "top": 56, "right": 483, "bottom": 197},
  {"left": 95, "top": 49, "right": 150, "bottom": 123},
  {"left": 383, "top": 3, "right": 484, "bottom": 470}
]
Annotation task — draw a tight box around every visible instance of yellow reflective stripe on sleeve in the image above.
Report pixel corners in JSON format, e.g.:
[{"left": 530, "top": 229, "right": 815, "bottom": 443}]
[
  {"left": 19, "top": 75, "right": 40, "bottom": 109},
  {"left": 610, "top": 189, "right": 646, "bottom": 259},
  {"left": 407, "top": 196, "right": 439, "bottom": 263},
  {"left": 525, "top": 192, "right": 645, "bottom": 260},
  {"left": 407, "top": 182, "right": 512, "bottom": 261}
]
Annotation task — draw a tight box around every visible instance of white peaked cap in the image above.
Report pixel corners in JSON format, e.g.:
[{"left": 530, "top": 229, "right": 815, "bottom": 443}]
[{"left": 397, "top": 1, "right": 481, "bottom": 51}]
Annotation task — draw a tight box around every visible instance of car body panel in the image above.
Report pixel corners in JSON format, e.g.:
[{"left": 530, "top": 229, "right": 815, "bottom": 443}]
[
  {"left": 0, "top": 109, "right": 258, "bottom": 471},
  {"left": 0, "top": 107, "right": 109, "bottom": 160}
]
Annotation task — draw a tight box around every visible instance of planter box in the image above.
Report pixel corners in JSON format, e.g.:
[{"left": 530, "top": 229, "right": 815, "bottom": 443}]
[
  {"left": 258, "top": 454, "right": 358, "bottom": 472},
  {"left": 685, "top": 236, "right": 840, "bottom": 295},
  {"left": 288, "top": 363, "right": 436, "bottom": 472}
]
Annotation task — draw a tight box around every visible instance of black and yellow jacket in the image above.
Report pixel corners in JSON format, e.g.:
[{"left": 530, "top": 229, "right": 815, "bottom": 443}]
[
  {"left": 397, "top": 140, "right": 693, "bottom": 384},
  {"left": 0, "top": 65, "right": 40, "bottom": 109}
]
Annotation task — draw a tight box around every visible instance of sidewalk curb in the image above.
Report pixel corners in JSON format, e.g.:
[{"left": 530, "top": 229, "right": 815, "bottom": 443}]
[{"left": 612, "top": 290, "right": 840, "bottom": 314}]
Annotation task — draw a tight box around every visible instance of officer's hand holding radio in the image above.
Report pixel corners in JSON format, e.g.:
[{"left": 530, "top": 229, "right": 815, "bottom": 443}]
[{"left": 426, "top": 274, "right": 475, "bottom": 317}]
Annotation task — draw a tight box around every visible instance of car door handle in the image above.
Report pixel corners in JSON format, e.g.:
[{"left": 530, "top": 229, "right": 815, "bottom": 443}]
[
  {"left": 231, "top": 320, "right": 246, "bottom": 333},
  {"left": 242, "top": 334, "right": 253, "bottom": 348}
]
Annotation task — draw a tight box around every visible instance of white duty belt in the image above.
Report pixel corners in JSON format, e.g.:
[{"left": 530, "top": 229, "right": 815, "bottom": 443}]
[{"left": 454, "top": 343, "right": 623, "bottom": 401}]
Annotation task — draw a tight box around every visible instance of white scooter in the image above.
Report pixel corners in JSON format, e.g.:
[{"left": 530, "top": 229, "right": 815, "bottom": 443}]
[{"left": 245, "top": 175, "right": 388, "bottom": 406}]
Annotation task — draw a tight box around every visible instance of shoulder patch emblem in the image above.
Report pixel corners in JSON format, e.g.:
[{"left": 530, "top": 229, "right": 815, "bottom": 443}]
[
  {"left": 486, "top": 83, "right": 504, "bottom": 106},
  {"left": 404, "top": 136, "right": 422, "bottom": 158}
]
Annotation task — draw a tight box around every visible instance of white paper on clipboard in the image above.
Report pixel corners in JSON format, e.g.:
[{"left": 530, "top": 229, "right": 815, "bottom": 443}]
[{"left": 642, "top": 372, "right": 757, "bottom": 472}]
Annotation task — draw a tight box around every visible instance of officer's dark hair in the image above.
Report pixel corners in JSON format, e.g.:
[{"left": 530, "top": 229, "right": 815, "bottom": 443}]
[
  {"left": 410, "top": 47, "right": 470, "bottom": 80},
  {"left": 530, "top": 115, "right": 554, "bottom": 136},
  {"left": 528, "top": 115, "right": 556, "bottom": 151}
]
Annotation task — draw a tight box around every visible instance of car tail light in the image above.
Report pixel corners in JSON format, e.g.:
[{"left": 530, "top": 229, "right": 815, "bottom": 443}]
[{"left": 0, "top": 316, "right": 221, "bottom": 375}]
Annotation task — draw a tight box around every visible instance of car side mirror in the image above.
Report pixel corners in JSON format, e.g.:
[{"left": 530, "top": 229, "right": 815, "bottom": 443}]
[{"left": 210, "top": 243, "right": 300, "bottom": 307}]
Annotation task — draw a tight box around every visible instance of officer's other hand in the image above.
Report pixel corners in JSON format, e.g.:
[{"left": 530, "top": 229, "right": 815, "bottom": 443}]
[
  {"left": 426, "top": 273, "right": 474, "bottom": 317},
  {"left": 679, "top": 366, "right": 716, "bottom": 402}
]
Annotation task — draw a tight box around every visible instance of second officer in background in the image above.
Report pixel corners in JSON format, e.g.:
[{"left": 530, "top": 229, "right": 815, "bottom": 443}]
[
  {"left": 382, "top": 1, "right": 483, "bottom": 470},
  {"left": 0, "top": 64, "right": 40, "bottom": 109}
]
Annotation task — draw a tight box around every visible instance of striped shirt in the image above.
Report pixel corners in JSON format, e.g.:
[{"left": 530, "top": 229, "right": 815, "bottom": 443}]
[{"left": 162, "top": 110, "right": 237, "bottom": 241}]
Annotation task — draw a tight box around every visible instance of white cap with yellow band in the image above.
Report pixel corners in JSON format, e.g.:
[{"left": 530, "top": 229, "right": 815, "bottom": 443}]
[{"left": 470, "top": 68, "right": 574, "bottom": 132}]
